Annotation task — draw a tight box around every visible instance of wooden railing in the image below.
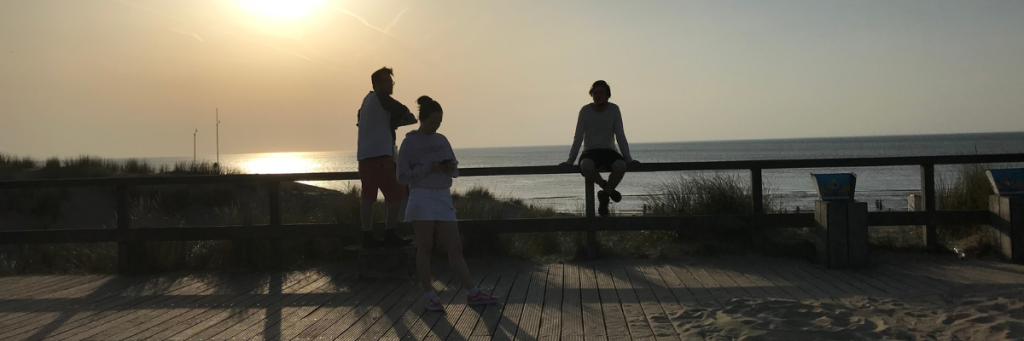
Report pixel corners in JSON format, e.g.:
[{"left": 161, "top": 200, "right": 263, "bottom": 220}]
[{"left": 2, "top": 153, "right": 1023, "bottom": 270}]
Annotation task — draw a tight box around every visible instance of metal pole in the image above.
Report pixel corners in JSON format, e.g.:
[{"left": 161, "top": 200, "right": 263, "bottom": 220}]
[
  {"left": 216, "top": 108, "right": 220, "bottom": 166},
  {"left": 193, "top": 129, "right": 197, "bottom": 163}
]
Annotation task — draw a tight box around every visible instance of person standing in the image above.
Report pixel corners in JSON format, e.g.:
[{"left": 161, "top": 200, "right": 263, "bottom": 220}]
[
  {"left": 560, "top": 80, "right": 640, "bottom": 217},
  {"left": 397, "top": 95, "right": 499, "bottom": 311},
  {"left": 356, "top": 67, "right": 417, "bottom": 248}
]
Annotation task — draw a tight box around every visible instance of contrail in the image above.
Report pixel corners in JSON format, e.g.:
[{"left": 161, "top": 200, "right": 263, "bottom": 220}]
[
  {"left": 383, "top": 7, "right": 409, "bottom": 33},
  {"left": 167, "top": 28, "right": 204, "bottom": 42}
]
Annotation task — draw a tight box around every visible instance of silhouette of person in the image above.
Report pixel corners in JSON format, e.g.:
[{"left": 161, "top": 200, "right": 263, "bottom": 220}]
[{"left": 560, "top": 80, "right": 640, "bottom": 217}]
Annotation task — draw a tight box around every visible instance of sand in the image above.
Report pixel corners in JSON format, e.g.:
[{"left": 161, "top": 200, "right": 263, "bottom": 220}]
[{"left": 671, "top": 288, "right": 1024, "bottom": 340}]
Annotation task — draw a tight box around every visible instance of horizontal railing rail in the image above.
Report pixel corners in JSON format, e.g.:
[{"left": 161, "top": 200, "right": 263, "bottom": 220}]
[{"left": 2, "top": 152, "right": 1022, "bottom": 270}]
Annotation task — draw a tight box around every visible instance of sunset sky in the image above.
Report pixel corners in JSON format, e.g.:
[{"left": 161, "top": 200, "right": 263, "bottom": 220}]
[{"left": 2, "top": 0, "right": 1023, "bottom": 159}]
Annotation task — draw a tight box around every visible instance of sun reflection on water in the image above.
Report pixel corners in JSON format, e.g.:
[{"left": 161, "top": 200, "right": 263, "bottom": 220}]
[{"left": 239, "top": 153, "right": 320, "bottom": 174}]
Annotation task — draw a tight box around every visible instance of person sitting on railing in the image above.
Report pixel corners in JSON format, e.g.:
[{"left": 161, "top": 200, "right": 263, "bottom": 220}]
[
  {"left": 356, "top": 67, "right": 417, "bottom": 249},
  {"left": 396, "top": 95, "right": 499, "bottom": 312},
  {"left": 560, "top": 80, "right": 640, "bottom": 217}
]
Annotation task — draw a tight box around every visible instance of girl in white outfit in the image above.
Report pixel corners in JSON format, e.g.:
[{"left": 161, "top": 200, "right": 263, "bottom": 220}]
[{"left": 396, "top": 95, "right": 499, "bottom": 311}]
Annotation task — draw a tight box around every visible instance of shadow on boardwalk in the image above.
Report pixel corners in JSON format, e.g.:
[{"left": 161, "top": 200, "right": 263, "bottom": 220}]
[{"left": 2, "top": 253, "right": 1024, "bottom": 340}]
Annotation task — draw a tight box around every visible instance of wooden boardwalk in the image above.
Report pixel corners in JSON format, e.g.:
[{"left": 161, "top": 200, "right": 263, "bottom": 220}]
[{"left": 2, "top": 254, "right": 1024, "bottom": 340}]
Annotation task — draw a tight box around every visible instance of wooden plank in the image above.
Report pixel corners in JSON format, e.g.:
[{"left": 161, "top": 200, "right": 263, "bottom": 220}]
[
  {"left": 593, "top": 264, "right": 628, "bottom": 340},
  {"left": 438, "top": 272, "right": 501, "bottom": 341},
  {"left": 107, "top": 271, "right": 322, "bottom": 341},
  {"left": 784, "top": 263, "right": 847, "bottom": 300},
  {"left": 663, "top": 264, "right": 719, "bottom": 308},
  {"left": 0, "top": 276, "right": 153, "bottom": 336},
  {"left": 757, "top": 259, "right": 833, "bottom": 301},
  {"left": 724, "top": 259, "right": 795, "bottom": 300},
  {"left": 739, "top": 260, "right": 815, "bottom": 303},
  {"left": 298, "top": 278, "right": 406, "bottom": 340},
  {"left": 489, "top": 270, "right": 533, "bottom": 341},
  {"left": 9, "top": 272, "right": 243, "bottom": 341},
  {"left": 610, "top": 263, "right": 655, "bottom": 340},
  {"left": 255, "top": 269, "right": 371, "bottom": 341},
  {"left": 272, "top": 277, "right": 382, "bottom": 341},
  {"left": 537, "top": 263, "right": 563, "bottom": 341},
  {"left": 5, "top": 153, "right": 1023, "bottom": 190},
  {"left": 333, "top": 279, "right": 420, "bottom": 341},
  {"left": 400, "top": 265, "right": 472, "bottom": 341},
  {"left": 578, "top": 264, "right": 606, "bottom": 339},
  {"left": 652, "top": 265, "right": 701, "bottom": 307},
  {"left": 624, "top": 264, "right": 677, "bottom": 338},
  {"left": 796, "top": 264, "right": 867, "bottom": 298},
  {"left": 0, "top": 275, "right": 119, "bottom": 326},
  {"left": 561, "top": 263, "right": 584, "bottom": 339},
  {"left": 876, "top": 263, "right": 952, "bottom": 295},
  {"left": 470, "top": 270, "right": 519, "bottom": 338},
  {"left": 512, "top": 267, "right": 548, "bottom": 340},
  {"left": 374, "top": 271, "right": 456, "bottom": 341},
  {"left": 640, "top": 264, "right": 697, "bottom": 336},
  {"left": 682, "top": 264, "right": 731, "bottom": 305},
  {"left": 203, "top": 272, "right": 346, "bottom": 340}
]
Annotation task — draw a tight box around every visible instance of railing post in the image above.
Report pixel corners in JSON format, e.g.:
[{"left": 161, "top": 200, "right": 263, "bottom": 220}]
[
  {"left": 921, "top": 164, "right": 938, "bottom": 250},
  {"left": 268, "top": 181, "right": 282, "bottom": 267},
  {"left": 751, "top": 168, "right": 763, "bottom": 214},
  {"left": 584, "top": 179, "right": 598, "bottom": 259},
  {"left": 268, "top": 181, "right": 281, "bottom": 226},
  {"left": 116, "top": 185, "right": 142, "bottom": 273}
]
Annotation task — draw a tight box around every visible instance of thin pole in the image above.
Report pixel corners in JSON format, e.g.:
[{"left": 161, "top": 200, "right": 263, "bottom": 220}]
[
  {"left": 193, "top": 129, "right": 197, "bottom": 163},
  {"left": 216, "top": 108, "right": 220, "bottom": 166}
]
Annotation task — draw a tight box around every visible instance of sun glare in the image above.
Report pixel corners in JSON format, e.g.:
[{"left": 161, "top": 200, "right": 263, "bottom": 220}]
[
  {"left": 235, "top": 0, "right": 328, "bottom": 20},
  {"left": 241, "top": 153, "right": 318, "bottom": 174}
]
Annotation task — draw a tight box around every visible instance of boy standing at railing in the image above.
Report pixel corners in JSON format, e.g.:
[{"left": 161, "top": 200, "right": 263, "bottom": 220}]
[
  {"left": 356, "top": 67, "right": 417, "bottom": 248},
  {"left": 560, "top": 80, "right": 640, "bottom": 217}
]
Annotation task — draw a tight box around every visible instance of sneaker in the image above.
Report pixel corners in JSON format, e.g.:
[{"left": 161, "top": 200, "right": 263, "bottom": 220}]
[
  {"left": 380, "top": 231, "right": 413, "bottom": 248},
  {"left": 424, "top": 295, "right": 444, "bottom": 311},
  {"left": 361, "top": 232, "right": 381, "bottom": 249},
  {"left": 467, "top": 291, "right": 499, "bottom": 305},
  {"left": 597, "top": 190, "right": 610, "bottom": 217},
  {"left": 608, "top": 189, "right": 622, "bottom": 203}
]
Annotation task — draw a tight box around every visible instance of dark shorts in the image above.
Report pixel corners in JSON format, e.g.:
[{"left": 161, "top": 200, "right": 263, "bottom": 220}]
[
  {"left": 358, "top": 156, "right": 407, "bottom": 202},
  {"left": 579, "top": 149, "right": 624, "bottom": 174}
]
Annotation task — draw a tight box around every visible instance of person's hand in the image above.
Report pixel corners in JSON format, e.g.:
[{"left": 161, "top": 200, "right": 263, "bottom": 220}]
[
  {"left": 442, "top": 163, "right": 457, "bottom": 174},
  {"left": 428, "top": 162, "right": 443, "bottom": 173}
]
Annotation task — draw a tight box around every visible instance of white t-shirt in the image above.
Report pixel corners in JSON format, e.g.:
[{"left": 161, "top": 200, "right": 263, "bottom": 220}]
[
  {"left": 565, "top": 103, "right": 633, "bottom": 164},
  {"left": 356, "top": 91, "right": 394, "bottom": 160}
]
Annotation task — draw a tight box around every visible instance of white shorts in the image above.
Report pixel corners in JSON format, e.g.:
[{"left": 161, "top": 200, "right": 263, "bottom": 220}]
[{"left": 405, "top": 188, "right": 457, "bottom": 222}]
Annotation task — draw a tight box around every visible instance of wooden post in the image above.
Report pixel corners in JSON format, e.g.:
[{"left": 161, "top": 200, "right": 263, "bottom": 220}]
[
  {"left": 585, "top": 179, "right": 598, "bottom": 259},
  {"left": 267, "top": 181, "right": 282, "bottom": 267},
  {"left": 990, "top": 195, "right": 1024, "bottom": 263},
  {"left": 815, "top": 201, "right": 868, "bottom": 268},
  {"left": 751, "top": 168, "right": 763, "bottom": 214},
  {"left": 116, "top": 185, "right": 143, "bottom": 273},
  {"left": 921, "top": 164, "right": 938, "bottom": 250}
]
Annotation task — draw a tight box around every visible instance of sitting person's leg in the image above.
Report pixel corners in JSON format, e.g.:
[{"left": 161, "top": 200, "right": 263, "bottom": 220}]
[
  {"left": 605, "top": 159, "right": 627, "bottom": 202},
  {"left": 580, "top": 158, "right": 607, "bottom": 188}
]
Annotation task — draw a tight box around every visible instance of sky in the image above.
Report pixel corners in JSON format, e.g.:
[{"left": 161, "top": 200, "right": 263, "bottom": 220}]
[{"left": 1, "top": 0, "right": 1023, "bottom": 159}]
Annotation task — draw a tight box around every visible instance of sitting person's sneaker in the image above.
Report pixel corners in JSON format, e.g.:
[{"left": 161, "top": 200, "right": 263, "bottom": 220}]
[
  {"left": 597, "top": 190, "right": 610, "bottom": 217},
  {"left": 467, "top": 290, "right": 499, "bottom": 305},
  {"left": 608, "top": 189, "right": 622, "bottom": 203},
  {"left": 361, "top": 232, "right": 381, "bottom": 249},
  {"left": 380, "top": 230, "right": 413, "bottom": 248},
  {"left": 424, "top": 293, "right": 444, "bottom": 311}
]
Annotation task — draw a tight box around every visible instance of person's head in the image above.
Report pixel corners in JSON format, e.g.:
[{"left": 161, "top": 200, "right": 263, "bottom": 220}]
[
  {"left": 589, "top": 80, "right": 611, "bottom": 105},
  {"left": 417, "top": 96, "right": 443, "bottom": 134},
  {"left": 371, "top": 67, "right": 394, "bottom": 95}
]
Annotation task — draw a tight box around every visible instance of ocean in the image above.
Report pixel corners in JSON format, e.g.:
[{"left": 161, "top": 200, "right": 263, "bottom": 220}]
[{"left": 147, "top": 132, "right": 1024, "bottom": 213}]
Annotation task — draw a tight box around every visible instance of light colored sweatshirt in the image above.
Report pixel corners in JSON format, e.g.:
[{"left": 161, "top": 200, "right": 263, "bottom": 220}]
[
  {"left": 396, "top": 130, "right": 459, "bottom": 189},
  {"left": 565, "top": 102, "right": 633, "bottom": 164},
  {"left": 357, "top": 91, "right": 395, "bottom": 160}
]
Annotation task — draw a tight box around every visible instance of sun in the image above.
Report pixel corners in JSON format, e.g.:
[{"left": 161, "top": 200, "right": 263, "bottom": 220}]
[{"left": 235, "top": 0, "right": 329, "bottom": 20}]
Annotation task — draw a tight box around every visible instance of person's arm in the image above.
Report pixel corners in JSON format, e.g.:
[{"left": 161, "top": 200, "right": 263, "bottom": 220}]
[
  {"left": 614, "top": 110, "right": 634, "bottom": 162},
  {"left": 396, "top": 139, "right": 431, "bottom": 185},
  {"left": 443, "top": 135, "right": 459, "bottom": 178},
  {"left": 563, "top": 110, "right": 585, "bottom": 165},
  {"left": 379, "top": 95, "right": 415, "bottom": 130}
]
